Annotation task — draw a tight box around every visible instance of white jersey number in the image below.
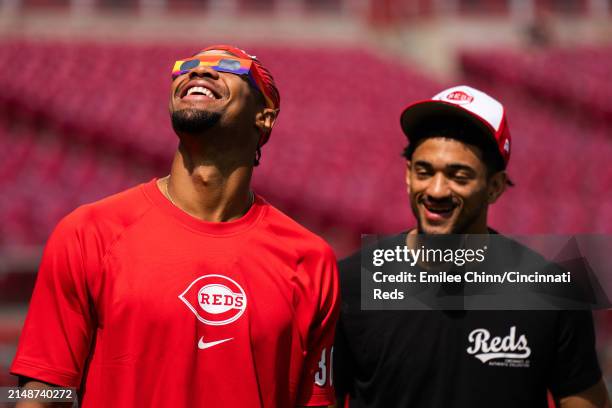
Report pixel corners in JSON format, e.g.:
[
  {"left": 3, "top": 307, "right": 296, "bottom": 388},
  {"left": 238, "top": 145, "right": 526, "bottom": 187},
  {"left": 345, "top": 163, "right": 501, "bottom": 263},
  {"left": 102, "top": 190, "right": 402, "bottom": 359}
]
[{"left": 314, "top": 347, "right": 333, "bottom": 387}]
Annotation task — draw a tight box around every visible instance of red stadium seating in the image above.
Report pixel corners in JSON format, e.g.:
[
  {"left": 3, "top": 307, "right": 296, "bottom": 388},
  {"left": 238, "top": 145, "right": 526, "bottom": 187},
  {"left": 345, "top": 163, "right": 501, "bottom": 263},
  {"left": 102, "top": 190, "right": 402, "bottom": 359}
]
[
  {"left": 0, "top": 40, "right": 610, "bottom": 252},
  {"left": 460, "top": 47, "right": 612, "bottom": 124}
]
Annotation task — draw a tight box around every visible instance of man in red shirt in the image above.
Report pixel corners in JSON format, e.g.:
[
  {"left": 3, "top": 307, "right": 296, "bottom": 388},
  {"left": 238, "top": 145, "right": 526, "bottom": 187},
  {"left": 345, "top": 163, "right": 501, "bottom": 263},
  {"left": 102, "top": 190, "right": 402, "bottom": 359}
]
[{"left": 11, "top": 45, "right": 339, "bottom": 408}]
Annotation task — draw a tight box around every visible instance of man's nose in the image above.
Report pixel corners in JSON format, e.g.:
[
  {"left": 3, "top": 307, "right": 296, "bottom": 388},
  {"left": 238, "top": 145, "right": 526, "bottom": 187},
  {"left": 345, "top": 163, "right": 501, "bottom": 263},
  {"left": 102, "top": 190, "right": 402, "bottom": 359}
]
[
  {"left": 189, "top": 64, "right": 220, "bottom": 79},
  {"left": 425, "top": 173, "right": 451, "bottom": 200}
]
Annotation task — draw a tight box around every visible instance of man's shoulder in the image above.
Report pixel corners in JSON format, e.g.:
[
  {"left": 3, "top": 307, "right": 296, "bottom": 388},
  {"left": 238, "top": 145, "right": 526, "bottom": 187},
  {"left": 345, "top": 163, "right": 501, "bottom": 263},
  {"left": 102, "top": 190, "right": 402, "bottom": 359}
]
[
  {"left": 338, "top": 233, "right": 406, "bottom": 293},
  {"left": 55, "top": 180, "right": 154, "bottom": 240},
  {"left": 261, "top": 199, "right": 335, "bottom": 258},
  {"left": 488, "top": 230, "right": 548, "bottom": 262},
  {"left": 339, "top": 233, "right": 406, "bottom": 274},
  {"left": 338, "top": 249, "right": 361, "bottom": 276}
]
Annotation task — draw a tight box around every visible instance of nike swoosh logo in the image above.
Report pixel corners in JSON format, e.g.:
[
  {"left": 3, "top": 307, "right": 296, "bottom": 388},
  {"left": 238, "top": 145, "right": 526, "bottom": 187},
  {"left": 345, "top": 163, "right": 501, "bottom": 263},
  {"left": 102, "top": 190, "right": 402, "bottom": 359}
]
[{"left": 198, "top": 337, "right": 233, "bottom": 350}]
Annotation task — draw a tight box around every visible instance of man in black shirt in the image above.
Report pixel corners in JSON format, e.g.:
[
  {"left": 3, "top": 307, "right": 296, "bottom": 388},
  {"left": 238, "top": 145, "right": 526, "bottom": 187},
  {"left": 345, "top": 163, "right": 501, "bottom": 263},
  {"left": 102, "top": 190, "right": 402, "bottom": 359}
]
[{"left": 334, "top": 85, "right": 610, "bottom": 407}]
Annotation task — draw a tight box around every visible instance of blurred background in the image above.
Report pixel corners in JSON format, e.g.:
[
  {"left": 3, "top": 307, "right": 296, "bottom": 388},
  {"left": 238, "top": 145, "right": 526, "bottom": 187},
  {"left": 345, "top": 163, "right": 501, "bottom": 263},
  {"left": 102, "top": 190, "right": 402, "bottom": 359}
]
[{"left": 0, "top": 0, "right": 611, "bottom": 405}]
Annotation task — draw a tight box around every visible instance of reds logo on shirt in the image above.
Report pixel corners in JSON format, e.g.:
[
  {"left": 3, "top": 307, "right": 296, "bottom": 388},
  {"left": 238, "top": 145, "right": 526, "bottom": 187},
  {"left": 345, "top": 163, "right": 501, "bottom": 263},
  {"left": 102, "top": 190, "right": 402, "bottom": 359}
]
[
  {"left": 444, "top": 90, "right": 474, "bottom": 104},
  {"left": 179, "top": 274, "right": 247, "bottom": 326},
  {"left": 466, "top": 326, "right": 531, "bottom": 368}
]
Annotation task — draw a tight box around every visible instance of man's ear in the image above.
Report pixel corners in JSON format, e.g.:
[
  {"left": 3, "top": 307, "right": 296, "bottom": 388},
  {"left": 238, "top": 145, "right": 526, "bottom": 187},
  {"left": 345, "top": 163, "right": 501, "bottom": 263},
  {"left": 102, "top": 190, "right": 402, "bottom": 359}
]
[
  {"left": 487, "top": 171, "right": 507, "bottom": 204},
  {"left": 255, "top": 108, "right": 279, "bottom": 135},
  {"left": 405, "top": 160, "right": 412, "bottom": 193}
]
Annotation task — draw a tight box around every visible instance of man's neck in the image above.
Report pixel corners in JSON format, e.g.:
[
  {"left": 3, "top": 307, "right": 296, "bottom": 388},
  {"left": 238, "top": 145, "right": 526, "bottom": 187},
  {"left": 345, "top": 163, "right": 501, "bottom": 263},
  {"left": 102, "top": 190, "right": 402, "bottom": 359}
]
[{"left": 160, "top": 142, "right": 254, "bottom": 222}]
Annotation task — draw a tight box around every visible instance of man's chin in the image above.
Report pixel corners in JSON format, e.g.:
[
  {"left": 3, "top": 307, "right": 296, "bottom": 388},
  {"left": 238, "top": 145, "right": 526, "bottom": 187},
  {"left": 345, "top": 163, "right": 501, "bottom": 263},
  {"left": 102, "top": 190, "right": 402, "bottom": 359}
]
[
  {"left": 171, "top": 109, "right": 221, "bottom": 135},
  {"left": 418, "top": 220, "right": 455, "bottom": 235}
]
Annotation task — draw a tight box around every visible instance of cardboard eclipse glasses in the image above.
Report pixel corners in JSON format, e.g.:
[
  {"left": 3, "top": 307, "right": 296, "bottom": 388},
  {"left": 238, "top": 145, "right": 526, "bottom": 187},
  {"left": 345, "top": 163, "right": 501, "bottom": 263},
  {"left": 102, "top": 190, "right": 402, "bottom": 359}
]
[{"left": 171, "top": 54, "right": 274, "bottom": 109}]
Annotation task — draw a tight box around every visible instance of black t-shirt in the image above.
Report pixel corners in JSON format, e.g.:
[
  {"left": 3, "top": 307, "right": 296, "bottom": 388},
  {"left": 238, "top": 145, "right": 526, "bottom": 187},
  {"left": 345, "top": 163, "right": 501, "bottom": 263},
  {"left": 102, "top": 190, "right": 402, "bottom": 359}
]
[{"left": 334, "top": 233, "right": 602, "bottom": 408}]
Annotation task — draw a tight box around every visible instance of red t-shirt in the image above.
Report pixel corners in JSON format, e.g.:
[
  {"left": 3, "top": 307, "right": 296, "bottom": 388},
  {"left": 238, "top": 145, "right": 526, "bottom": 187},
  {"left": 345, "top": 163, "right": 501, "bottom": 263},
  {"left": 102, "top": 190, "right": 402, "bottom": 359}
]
[{"left": 11, "top": 179, "right": 340, "bottom": 407}]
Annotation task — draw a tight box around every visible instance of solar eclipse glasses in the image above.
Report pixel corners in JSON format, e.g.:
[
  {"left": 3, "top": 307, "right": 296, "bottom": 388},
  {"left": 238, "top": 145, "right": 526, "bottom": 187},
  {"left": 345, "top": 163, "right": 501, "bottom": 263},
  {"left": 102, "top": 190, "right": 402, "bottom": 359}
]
[{"left": 172, "top": 54, "right": 274, "bottom": 109}]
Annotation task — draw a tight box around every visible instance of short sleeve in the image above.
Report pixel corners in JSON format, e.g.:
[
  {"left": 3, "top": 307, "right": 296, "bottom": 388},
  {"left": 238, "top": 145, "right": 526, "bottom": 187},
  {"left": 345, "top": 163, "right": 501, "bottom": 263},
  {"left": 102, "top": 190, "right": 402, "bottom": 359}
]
[
  {"left": 295, "top": 245, "right": 341, "bottom": 406},
  {"left": 10, "top": 213, "right": 95, "bottom": 387},
  {"left": 548, "top": 310, "right": 602, "bottom": 398}
]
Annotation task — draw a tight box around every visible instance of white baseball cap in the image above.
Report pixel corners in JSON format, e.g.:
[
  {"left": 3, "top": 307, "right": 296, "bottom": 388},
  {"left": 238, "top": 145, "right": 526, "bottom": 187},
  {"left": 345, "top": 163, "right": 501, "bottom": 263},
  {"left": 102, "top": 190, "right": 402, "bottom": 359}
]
[{"left": 400, "top": 85, "right": 512, "bottom": 168}]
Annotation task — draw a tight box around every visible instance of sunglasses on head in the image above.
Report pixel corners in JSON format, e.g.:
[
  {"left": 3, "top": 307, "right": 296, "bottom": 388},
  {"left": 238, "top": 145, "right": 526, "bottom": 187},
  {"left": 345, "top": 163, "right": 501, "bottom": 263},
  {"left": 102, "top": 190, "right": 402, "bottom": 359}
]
[{"left": 171, "top": 54, "right": 274, "bottom": 108}]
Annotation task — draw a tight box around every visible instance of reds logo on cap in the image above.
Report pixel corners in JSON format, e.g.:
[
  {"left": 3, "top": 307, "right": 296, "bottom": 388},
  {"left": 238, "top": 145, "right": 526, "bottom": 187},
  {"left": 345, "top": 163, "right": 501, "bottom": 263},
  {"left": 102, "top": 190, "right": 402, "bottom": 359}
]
[
  {"left": 400, "top": 85, "right": 512, "bottom": 168},
  {"left": 179, "top": 274, "right": 247, "bottom": 326},
  {"left": 443, "top": 90, "right": 474, "bottom": 105}
]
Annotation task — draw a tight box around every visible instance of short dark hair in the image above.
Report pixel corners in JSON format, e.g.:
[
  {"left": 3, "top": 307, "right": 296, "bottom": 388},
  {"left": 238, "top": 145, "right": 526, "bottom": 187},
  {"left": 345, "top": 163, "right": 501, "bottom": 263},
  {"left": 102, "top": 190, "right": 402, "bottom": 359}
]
[{"left": 402, "top": 116, "right": 506, "bottom": 178}]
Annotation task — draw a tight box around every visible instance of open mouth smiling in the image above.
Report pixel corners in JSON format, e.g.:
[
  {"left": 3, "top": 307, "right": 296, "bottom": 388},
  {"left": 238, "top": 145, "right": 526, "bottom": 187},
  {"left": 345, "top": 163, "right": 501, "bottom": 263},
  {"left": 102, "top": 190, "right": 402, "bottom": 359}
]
[
  {"left": 179, "top": 81, "right": 222, "bottom": 101},
  {"left": 422, "top": 201, "right": 457, "bottom": 220}
]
